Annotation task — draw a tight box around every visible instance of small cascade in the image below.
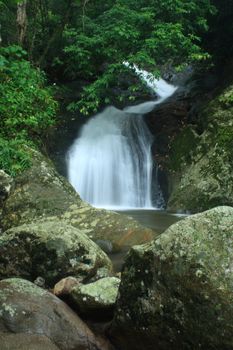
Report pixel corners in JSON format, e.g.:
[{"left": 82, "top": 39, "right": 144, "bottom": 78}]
[{"left": 67, "top": 68, "right": 177, "bottom": 209}]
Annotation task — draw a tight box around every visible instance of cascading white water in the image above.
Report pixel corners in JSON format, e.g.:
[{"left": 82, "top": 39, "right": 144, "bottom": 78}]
[{"left": 67, "top": 68, "right": 177, "bottom": 209}]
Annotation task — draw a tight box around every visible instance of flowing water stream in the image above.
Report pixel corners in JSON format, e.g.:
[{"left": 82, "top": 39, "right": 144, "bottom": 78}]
[{"left": 67, "top": 68, "right": 177, "bottom": 209}]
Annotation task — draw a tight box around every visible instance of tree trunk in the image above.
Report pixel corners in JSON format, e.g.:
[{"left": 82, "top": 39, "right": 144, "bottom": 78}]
[{"left": 17, "top": 0, "right": 27, "bottom": 45}]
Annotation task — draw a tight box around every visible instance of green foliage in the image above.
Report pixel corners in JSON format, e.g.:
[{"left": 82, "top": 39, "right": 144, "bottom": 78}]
[
  {"left": 219, "top": 89, "right": 233, "bottom": 107},
  {"left": 0, "top": 45, "right": 57, "bottom": 175},
  {"left": 0, "top": 137, "right": 31, "bottom": 176},
  {"left": 204, "top": 0, "right": 233, "bottom": 63},
  {"left": 0, "top": 0, "right": 219, "bottom": 115},
  {"left": 60, "top": 0, "right": 216, "bottom": 114},
  {"left": 214, "top": 126, "right": 233, "bottom": 152},
  {"left": 0, "top": 46, "right": 57, "bottom": 141}
]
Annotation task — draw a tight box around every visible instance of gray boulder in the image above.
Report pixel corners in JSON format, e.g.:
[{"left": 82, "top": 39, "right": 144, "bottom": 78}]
[
  {"left": 0, "top": 278, "right": 113, "bottom": 350},
  {"left": 0, "top": 220, "right": 112, "bottom": 286},
  {"left": 110, "top": 206, "right": 233, "bottom": 350}
]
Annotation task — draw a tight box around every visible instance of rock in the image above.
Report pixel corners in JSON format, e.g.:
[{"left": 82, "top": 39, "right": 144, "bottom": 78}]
[
  {"left": 34, "top": 276, "right": 46, "bottom": 288},
  {"left": 0, "top": 220, "right": 112, "bottom": 287},
  {"left": 54, "top": 277, "right": 79, "bottom": 297},
  {"left": 1, "top": 148, "right": 155, "bottom": 252},
  {"left": 0, "top": 170, "right": 13, "bottom": 228},
  {"left": 70, "top": 277, "right": 121, "bottom": 316},
  {"left": 89, "top": 266, "right": 112, "bottom": 282},
  {"left": 168, "top": 147, "right": 233, "bottom": 212},
  {"left": 61, "top": 205, "right": 155, "bottom": 253},
  {"left": 0, "top": 334, "right": 60, "bottom": 350},
  {"left": 110, "top": 206, "right": 233, "bottom": 350},
  {"left": 168, "top": 84, "right": 233, "bottom": 212},
  {"left": 0, "top": 278, "right": 113, "bottom": 350},
  {"left": 0, "top": 170, "right": 13, "bottom": 205}
]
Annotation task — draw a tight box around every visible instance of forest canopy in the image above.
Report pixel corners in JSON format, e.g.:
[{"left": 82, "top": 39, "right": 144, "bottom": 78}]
[
  {"left": 0, "top": 0, "right": 233, "bottom": 174},
  {"left": 0, "top": 0, "right": 219, "bottom": 113}
]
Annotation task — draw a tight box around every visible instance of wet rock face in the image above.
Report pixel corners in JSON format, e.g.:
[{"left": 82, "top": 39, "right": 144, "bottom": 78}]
[
  {"left": 110, "top": 207, "right": 233, "bottom": 350},
  {"left": 145, "top": 88, "right": 191, "bottom": 204},
  {"left": 0, "top": 220, "right": 112, "bottom": 287},
  {"left": 0, "top": 278, "right": 113, "bottom": 350},
  {"left": 167, "top": 83, "right": 233, "bottom": 212},
  {"left": 1, "top": 148, "right": 155, "bottom": 253}
]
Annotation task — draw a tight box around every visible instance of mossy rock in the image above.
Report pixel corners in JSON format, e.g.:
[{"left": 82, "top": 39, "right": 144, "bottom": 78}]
[
  {"left": 168, "top": 145, "right": 233, "bottom": 212},
  {"left": 1, "top": 148, "right": 156, "bottom": 252},
  {"left": 168, "top": 84, "right": 233, "bottom": 212},
  {"left": 0, "top": 220, "right": 112, "bottom": 287},
  {"left": 168, "top": 126, "right": 200, "bottom": 172},
  {"left": 110, "top": 206, "right": 233, "bottom": 350},
  {"left": 0, "top": 170, "right": 13, "bottom": 228},
  {"left": 0, "top": 278, "right": 112, "bottom": 350},
  {"left": 70, "top": 277, "right": 120, "bottom": 316}
]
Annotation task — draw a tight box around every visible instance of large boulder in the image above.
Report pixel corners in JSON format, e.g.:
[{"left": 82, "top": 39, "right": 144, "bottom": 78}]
[
  {"left": 1, "top": 149, "right": 155, "bottom": 252},
  {"left": 0, "top": 278, "right": 113, "bottom": 350},
  {"left": 168, "top": 146, "right": 233, "bottom": 212},
  {"left": 110, "top": 206, "right": 233, "bottom": 350},
  {"left": 168, "top": 84, "right": 233, "bottom": 212},
  {"left": 0, "top": 220, "right": 112, "bottom": 287}
]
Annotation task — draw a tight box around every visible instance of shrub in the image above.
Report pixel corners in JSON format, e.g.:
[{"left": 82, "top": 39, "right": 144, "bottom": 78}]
[{"left": 0, "top": 45, "right": 58, "bottom": 175}]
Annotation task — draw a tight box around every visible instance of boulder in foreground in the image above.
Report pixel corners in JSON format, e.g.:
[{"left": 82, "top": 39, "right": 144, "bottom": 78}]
[
  {"left": 0, "top": 278, "right": 113, "bottom": 350},
  {"left": 0, "top": 220, "right": 112, "bottom": 286},
  {"left": 110, "top": 206, "right": 233, "bottom": 350}
]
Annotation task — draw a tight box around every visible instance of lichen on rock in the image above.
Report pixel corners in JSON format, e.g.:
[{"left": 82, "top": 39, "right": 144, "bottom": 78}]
[
  {"left": 110, "top": 206, "right": 233, "bottom": 350},
  {"left": 0, "top": 278, "right": 113, "bottom": 350},
  {"left": 0, "top": 170, "right": 13, "bottom": 230},
  {"left": 0, "top": 220, "right": 112, "bottom": 286},
  {"left": 70, "top": 277, "right": 121, "bottom": 315},
  {"left": 168, "top": 84, "right": 233, "bottom": 212},
  {"left": 1, "top": 148, "right": 156, "bottom": 252}
]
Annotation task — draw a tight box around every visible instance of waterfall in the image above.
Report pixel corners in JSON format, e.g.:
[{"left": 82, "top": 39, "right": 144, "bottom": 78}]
[{"left": 67, "top": 69, "right": 177, "bottom": 209}]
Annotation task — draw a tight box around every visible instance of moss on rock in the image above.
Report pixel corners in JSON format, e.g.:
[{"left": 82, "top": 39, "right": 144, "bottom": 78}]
[
  {"left": 1, "top": 148, "right": 155, "bottom": 252},
  {"left": 168, "top": 84, "right": 233, "bottom": 212},
  {"left": 0, "top": 220, "right": 112, "bottom": 286},
  {"left": 71, "top": 277, "right": 120, "bottom": 315},
  {"left": 110, "top": 206, "right": 233, "bottom": 350},
  {"left": 0, "top": 278, "right": 112, "bottom": 350}
]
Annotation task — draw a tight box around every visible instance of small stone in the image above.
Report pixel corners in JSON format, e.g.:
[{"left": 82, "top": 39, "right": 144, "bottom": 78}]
[
  {"left": 53, "top": 277, "right": 79, "bottom": 296},
  {"left": 34, "top": 277, "right": 45, "bottom": 288}
]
